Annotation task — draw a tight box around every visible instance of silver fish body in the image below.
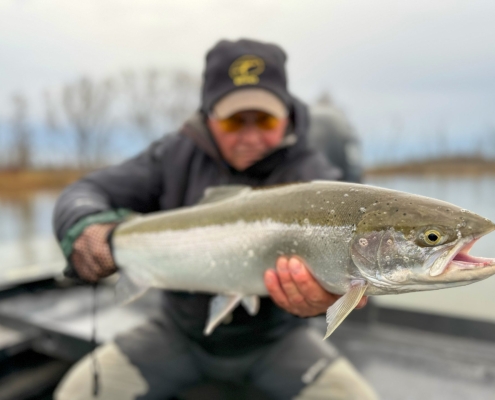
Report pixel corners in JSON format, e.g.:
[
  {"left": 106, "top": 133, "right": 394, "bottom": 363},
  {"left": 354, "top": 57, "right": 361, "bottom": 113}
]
[
  {"left": 114, "top": 218, "right": 350, "bottom": 295},
  {"left": 112, "top": 181, "right": 495, "bottom": 336}
]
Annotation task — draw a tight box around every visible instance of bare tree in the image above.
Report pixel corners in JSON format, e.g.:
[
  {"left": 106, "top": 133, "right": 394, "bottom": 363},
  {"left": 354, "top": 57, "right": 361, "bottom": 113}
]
[
  {"left": 43, "top": 89, "right": 59, "bottom": 133},
  {"left": 46, "top": 77, "right": 117, "bottom": 169},
  {"left": 435, "top": 124, "right": 449, "bottom": 159},
  {"left": 42, "top": 89, "right": 69, "bottom": 167},
  {"left": 165, "top": 70, "right": 200, "bottom": 128},
  {"left": 122, "top": 69, "right": 199, "bottom": 141},
  {"left": 10, "top": 94, "right": 32, "bottom": 169},
  {"left": 121, "top": 69, "right": 165, "bottom": 141}
]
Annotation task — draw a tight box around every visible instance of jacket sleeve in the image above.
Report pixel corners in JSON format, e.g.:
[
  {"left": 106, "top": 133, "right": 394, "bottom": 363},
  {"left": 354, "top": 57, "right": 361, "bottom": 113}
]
[{"left": 53, "top": 136, "right": 171, "bottom": 243}]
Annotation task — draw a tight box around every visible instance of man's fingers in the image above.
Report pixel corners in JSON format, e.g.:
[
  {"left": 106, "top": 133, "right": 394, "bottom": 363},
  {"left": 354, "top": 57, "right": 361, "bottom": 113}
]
[
  {"left": 356, "top": 296, "right": 368, "bottom": 309},
  {"left": 264, "top": 269, "right": 291, "bottom": 310},
  {"left": 71, "top": 224, "right": 118, "bottom": 283},
  {"left": 288, "top": 257, "right": 335, "bottom": 306},
  {"left": 93, "top": 246, "right": 116, "bottom": 274},
  {"left": 72, "top": 251, "right": 98, "bottom": 282},
  {"left": 266, "top": 256, "right": 369, "bottom": 317},
  {"left": 275, "top": 257, "right": 306, "bottom": 306}
]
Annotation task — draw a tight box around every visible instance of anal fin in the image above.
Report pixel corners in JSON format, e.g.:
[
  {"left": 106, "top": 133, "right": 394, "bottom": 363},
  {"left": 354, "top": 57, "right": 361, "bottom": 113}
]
[
  {"left": 323, "top": 280, "right": 368, "bottom": 340},
  {"left": 241, "top": 295, "right": 260, "bottom": 316},
  {"left": 204, "top": 294, "right": 242, "bottom": 336}
]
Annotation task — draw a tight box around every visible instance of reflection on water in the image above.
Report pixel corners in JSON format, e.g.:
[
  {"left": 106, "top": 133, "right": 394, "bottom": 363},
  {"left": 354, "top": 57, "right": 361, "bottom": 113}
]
[
  {"left": 0, "top": 192, "right": 58, "bottom": 242},
  {"left": 1, "top": 176, "right": 494, "bottom": 319},
  {"left": 0, "top": 192, "right": 64, "bottom": 286}
]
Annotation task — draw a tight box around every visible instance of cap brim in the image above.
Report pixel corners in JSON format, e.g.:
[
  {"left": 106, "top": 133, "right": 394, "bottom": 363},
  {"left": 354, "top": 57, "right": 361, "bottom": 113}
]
[{"left": 212, "top": 88, "right": 288, "bottom": 119}]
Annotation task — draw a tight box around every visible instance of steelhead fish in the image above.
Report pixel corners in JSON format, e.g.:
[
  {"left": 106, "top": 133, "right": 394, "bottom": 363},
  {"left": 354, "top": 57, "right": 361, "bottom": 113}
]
[{"left": 112, "top": 181, "right": 495, "bottom": 338}]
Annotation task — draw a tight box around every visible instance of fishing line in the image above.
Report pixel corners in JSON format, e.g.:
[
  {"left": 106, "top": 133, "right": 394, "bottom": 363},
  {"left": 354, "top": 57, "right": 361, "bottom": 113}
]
[
  {"left": 91, "top": 223, "right": 117, "bottom": 397},
  {"left": 91, "top": 282, "right": 100, "bottom": 397}
]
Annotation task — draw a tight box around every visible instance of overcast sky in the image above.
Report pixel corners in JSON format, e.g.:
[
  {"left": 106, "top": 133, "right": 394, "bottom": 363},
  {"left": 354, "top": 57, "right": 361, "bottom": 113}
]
[{"left": 1, "top": 0, "right": 494, "bottom": 144}]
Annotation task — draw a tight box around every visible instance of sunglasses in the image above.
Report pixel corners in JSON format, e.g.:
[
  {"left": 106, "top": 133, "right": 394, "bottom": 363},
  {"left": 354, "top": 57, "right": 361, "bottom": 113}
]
[{"left": 214, "top": 111, "right": 282, "bottom": 133}]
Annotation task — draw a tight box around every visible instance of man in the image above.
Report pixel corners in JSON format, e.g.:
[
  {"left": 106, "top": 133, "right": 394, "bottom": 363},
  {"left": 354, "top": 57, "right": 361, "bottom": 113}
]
[{"left": 54, "top": 39, "right": 377, "bottom": 400}]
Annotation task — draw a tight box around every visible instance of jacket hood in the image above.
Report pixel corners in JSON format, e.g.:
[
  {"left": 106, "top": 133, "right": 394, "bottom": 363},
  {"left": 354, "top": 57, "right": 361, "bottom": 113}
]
[{"left": 180, "top": 96, "right": 312, "bottom": 178}]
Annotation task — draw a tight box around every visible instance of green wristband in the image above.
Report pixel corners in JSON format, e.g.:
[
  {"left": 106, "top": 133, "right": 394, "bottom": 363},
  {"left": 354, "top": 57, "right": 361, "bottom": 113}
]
[{"left": 60, "top": 208, "right": 134, "bottom": 261}]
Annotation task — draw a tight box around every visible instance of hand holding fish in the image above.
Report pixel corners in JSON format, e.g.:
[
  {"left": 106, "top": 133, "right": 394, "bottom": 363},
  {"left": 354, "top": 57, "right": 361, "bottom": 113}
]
[
  {"left": 265, "top": 257, "right": 368, "bottom": 317},
  {"left": 71, "top": 223, "right": 118, "bottom": 283}
]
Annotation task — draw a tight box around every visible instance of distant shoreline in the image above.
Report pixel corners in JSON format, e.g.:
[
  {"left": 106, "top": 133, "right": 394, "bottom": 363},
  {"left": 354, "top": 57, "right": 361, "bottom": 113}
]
[
  {"left": 0, "top": 169, "right": 87, "bottom": 194},
  {"left": 365, "top": 157, "right": 495, "bottom": 177},
  {"left": 1, "top": 157, "right": 494, "bottom": 193}
]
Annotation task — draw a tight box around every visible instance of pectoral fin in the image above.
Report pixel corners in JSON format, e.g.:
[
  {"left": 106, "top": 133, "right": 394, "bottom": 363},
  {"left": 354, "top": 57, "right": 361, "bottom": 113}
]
[
  {"left": 323, "top": 280, "right": 368, "bottom": 340},
  {"left": 115, "top": 271, "right": 151, "bottom": 305},
  {"left": 241, "top": 295, "right": 260, "bottom": 316},
  {"left": 204, "top": 294, "right": 242, "bottom": 336}
]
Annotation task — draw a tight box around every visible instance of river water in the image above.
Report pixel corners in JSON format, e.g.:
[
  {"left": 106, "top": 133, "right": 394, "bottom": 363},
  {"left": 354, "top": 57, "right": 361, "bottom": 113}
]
[
  {"left": 0, "top": 191, "right": 64, "bottom": 286},
  {"left": 1, "top": 176, "right": 494, "bottom": 321}
]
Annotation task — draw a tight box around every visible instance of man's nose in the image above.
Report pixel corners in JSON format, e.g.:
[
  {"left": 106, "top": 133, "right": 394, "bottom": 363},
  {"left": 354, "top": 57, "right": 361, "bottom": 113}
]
[{"left": 238, "top": 124, "right": 262, "bottom": 142}]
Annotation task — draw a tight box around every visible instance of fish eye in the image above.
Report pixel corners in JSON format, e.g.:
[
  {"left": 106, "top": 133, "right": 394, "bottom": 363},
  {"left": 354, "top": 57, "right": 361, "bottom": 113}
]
[{"left": 424, "top": 229, "right": 442, "bottom": 245}]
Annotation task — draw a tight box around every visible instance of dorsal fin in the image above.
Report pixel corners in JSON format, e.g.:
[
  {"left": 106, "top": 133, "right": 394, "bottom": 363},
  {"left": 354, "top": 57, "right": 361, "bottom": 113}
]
[{"left": 198, "top": 185, "right": 251, "bottom": 205}]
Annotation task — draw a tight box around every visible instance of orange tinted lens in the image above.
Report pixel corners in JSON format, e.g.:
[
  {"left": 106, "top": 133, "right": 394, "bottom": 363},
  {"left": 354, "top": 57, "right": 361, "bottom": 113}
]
[
  {"left": 218, "top": 116, "right": 243, "bottom": 133},
  {"left": 255, "top": 113, "right": 280, "bottom": 130},
  {"left": 217, "top": 112, "right": 280, "bottom": 133}
]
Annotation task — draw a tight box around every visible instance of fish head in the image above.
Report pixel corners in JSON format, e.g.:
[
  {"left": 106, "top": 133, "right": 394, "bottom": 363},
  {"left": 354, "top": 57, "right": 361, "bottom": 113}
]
[{"left": 350, "top": 191, "right": 495, "bottom": 293}]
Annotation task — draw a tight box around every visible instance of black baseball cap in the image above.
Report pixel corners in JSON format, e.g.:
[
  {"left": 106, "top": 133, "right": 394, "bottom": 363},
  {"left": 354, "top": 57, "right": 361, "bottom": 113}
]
[{"left": 201, "top": 39, "right": 292, "bottom": 118}]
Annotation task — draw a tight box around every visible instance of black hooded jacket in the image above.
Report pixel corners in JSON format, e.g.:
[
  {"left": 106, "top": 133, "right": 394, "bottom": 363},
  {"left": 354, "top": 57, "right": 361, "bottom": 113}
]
[{"left": 53, "top": 97, "right": 341, "bottom": 355}]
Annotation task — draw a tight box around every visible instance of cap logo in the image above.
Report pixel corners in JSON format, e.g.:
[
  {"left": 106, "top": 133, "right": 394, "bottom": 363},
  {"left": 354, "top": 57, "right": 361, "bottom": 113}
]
[{"left": 229, "top": 55, "right": 265, "bottom": 86}]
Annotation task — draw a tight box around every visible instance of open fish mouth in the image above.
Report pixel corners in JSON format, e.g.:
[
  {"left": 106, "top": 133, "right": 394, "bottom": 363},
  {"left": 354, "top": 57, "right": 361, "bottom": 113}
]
[{"left": 445, "top": 239, "right": 495, "bottom": 272}]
